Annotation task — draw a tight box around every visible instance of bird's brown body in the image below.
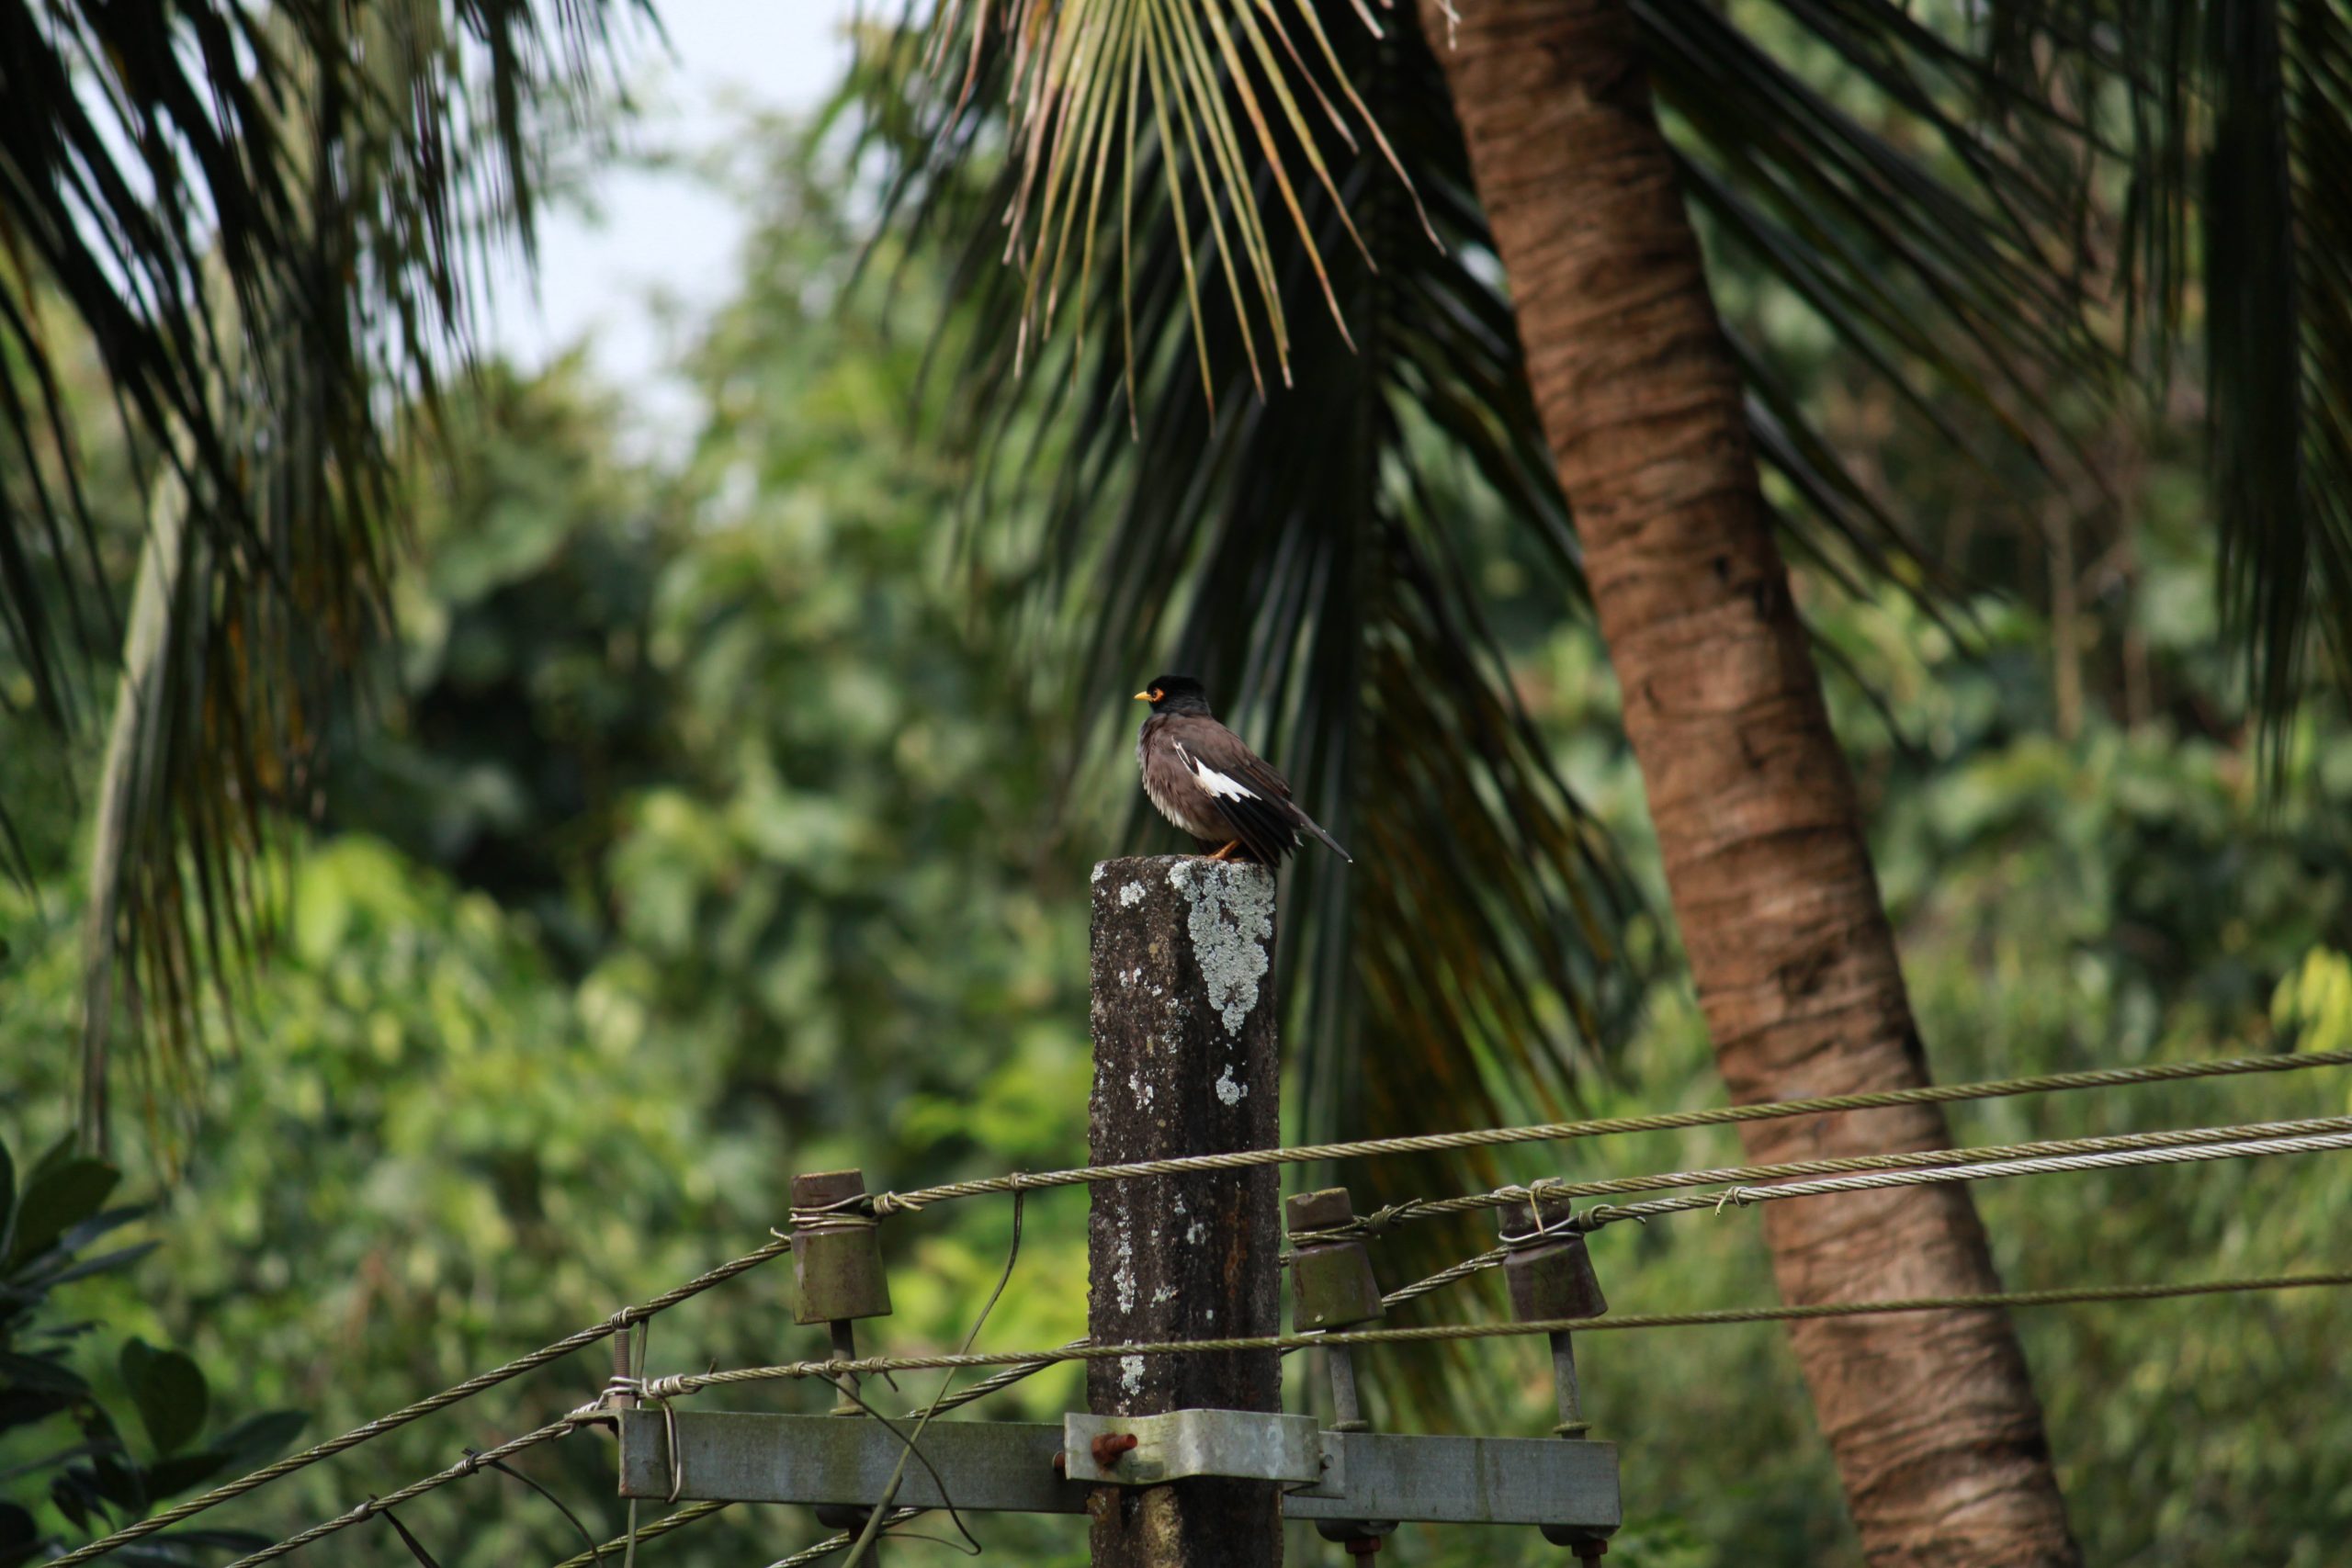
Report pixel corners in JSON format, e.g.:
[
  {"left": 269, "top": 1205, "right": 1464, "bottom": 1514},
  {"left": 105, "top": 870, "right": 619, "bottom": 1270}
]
[{"left": 1133, "top": 677, "right": 1350, "bottom": 866}]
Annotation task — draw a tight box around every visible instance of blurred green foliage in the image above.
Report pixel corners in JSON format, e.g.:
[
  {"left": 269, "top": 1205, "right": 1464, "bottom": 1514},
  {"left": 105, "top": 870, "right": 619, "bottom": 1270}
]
[
  {"left": 0, "top": 1134, "right": 305, "bottom": 1568},
  {"left": 6, "top": 75, "right": 2352, "bottom": 1568}
]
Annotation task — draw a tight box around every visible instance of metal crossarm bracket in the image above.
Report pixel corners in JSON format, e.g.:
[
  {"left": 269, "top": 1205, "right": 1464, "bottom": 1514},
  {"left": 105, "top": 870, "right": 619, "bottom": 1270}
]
[
  {"left": 1290, "top": 1432, "right": 1619, "bottom": 1529},
  {"left": 1062, "top": 1410, "right": 1329, "bottom": 1488},
  {"left": 620, "top": 1410, "right": 1085, "bottom": 1515},
  {"left": 617, "top": 1410, "right": 1621, "bottom": 1531}
]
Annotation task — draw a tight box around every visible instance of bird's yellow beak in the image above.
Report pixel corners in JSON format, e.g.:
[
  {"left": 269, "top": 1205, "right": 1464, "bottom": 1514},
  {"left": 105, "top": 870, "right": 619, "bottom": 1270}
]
[{"left": 1133, "top": 690, "right": 1152, "bottom": 702}]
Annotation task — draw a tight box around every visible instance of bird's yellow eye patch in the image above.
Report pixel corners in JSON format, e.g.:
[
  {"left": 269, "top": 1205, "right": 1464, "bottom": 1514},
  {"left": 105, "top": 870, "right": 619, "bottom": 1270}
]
[{"left": 1135, "top": 687, "right": 1162, "bottom": 703}]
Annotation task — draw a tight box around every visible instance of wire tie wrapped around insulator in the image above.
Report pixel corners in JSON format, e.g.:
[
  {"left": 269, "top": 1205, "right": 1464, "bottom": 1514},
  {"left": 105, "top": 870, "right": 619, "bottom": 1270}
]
[
  {"left": 601, "top": 1373, "right": 688, "bottom": 1500},
  {"left": 1287, "top": 1198, "right": 1430, "bottom": 1249},
  {"left": 1497, "top": 1206, "right": 1590, "bottom": 1250}
]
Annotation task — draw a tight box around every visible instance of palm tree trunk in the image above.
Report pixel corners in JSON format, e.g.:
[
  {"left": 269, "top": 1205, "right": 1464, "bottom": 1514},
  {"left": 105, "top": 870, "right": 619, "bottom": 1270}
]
[{"left": 1414, "top": 2, "right": 2079, "bottom": 1562}]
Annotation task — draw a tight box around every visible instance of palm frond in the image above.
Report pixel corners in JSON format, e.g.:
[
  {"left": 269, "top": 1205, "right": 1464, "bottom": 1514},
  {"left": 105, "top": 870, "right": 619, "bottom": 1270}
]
[
  {"left": 857, "top": 0, "right": 2137, "bottom": 1077},
  {"left": 854, "top": 0, "right": 2352, "bottom": 1428},
  {"left": 1992, "top": 0, "right": 2352, "bottom": 753},
  {"left": 0, "top": 0, "right": 652, "bottom": 1147},
  {"left": 907, "top": 0, "right": 1433, "bottom": 399},
  {"left": 855, "top": 10, "right": 1645, "bottom": 1422},
  {"left": 2194, "top": 0, "right": 2352, "bottom": 755},
  {"left": 883, "top": 0, "right": 2146, "bottom": 616}
]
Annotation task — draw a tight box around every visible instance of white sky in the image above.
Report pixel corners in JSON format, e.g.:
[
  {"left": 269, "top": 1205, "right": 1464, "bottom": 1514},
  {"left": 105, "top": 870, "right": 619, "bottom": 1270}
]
[{"left": 481, "top": 0, "right": 861, "bottom": 446}]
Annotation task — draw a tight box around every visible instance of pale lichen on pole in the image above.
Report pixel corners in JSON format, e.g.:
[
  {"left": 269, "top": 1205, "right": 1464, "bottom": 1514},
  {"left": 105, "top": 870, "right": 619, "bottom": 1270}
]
[{"left": 1086, "top": 856, "right": 1283, "bottom": 1568}]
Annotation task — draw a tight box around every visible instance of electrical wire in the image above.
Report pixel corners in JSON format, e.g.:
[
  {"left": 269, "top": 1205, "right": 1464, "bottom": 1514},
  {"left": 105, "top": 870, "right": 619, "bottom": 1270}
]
[
  {"left": 1286, "top": 1112, "right": 2352, "bottom": 1246},
  {"left": 64, "top": 1045, "right": 2352, "bottom": 1568},
  {"left": 610, "top": 1270, "right": 2352, "bottom": 1390},
  {"left": 837, "top": 1046, "right": 2352, "bottom": 1216},
  {"left": 48, "top": 1242, "right": 791, "bottom": 1568}
]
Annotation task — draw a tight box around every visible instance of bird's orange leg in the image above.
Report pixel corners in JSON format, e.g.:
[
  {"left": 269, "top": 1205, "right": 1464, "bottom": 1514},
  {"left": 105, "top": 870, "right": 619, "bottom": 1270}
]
[{"left": 1206, "top": 840, "right": 1242, "bottom": 862}]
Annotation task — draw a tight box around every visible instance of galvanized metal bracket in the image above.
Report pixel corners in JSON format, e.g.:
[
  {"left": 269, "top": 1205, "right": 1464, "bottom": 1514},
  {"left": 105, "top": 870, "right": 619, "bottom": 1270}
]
[
  {"left": 1062, "top": 1409, "right": 1327, "bottom": 1487},
  {"left": 1301, "top": 1429, "right": 1348, "bottom": 1500},
  {"left": 618, "top": 1409, "right": 1621, "bottom": 1532}
]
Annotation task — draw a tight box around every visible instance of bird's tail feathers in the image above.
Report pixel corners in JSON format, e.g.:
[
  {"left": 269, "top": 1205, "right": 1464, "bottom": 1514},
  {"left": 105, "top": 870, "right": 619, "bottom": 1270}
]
[{"left": 1299, "top": 814, "right": 1352, "bottom": 864}]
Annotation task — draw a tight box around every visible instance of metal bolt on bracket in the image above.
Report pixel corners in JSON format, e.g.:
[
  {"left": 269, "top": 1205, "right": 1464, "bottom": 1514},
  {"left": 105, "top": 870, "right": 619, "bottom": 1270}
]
[
  {"left": 1062, "top": 1410, "right": 1326, "bottom": 1487},
  {"left": 1318, "top": 1519, "right": 1399, "bottom": 1558}
]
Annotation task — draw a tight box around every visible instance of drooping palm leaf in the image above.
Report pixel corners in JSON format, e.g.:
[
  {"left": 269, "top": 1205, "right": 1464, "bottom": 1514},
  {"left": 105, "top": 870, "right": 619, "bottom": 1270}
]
[
  {"left": 854, "top": 0, "right": 2120, "bottom": 1269},
  {"left": 854, "top": 9, "right": 1631, "bottom": 1355},
  {"left": 914, "top": 0, "right": 1434, "bottom": 403},
  {"left": 926, "top": 0, "right": 2352, "bottom": 769},
  {"left": 0, "top": 0, "right": 651, "bottom": 1146},
  {"left": 2105, "top": 0, "right": 2352, "bottom": 755},
  {"left": 1911, "top": 0, "right": 2352, "bottom": 749}
]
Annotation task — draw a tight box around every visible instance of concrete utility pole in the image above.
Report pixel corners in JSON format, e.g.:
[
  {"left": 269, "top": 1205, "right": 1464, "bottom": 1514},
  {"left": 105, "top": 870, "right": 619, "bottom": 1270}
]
[
  {"left": 608, "top": 854, "right": 1621, "bottom": 1555},
  {"left": 1086, "top": 856, "right": 1283, "bottom": 1568}
]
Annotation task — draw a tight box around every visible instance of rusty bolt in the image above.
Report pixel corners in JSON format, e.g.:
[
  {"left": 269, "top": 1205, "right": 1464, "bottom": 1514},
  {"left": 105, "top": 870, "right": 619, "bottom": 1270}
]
[
  {"left": 1050, "top": 1450, "right": 1068, "bottom": 1476},
  {"left": 1575, "top": 1545, "right": 1607, "bottom": 1562},
  {"left": 1342, "top": 1539, "right": 1383, "bottom": 1560},
  {"left": 1090, "top": 1431, "right": 1140, "bottom": 1469}
]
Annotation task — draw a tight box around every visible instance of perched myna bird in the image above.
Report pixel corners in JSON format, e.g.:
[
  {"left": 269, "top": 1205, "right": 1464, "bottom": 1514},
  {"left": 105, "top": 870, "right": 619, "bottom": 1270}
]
[{"left": 1134, "top": 675, "right": 1351, "bottom": 866}]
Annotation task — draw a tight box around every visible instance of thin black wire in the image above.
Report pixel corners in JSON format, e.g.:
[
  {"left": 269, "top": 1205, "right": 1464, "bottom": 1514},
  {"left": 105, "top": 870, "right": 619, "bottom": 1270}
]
[
  {"left": 836, "top": 1188, "right": 1028, "bottom": 1567},
  {"left": 548, "top": 1341, "right": 1091, "bottom": 1568},
  {"left": 378, "top": 1504, "right": 444, "bottom": 1568},
  {"left": 470, "top": 1448, "right": 605, "bottom": 1567}
]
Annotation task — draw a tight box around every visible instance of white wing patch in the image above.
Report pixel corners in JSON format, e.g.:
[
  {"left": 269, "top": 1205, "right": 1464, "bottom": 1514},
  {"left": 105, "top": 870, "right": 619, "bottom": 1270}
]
[{"left": 1175, "top": 742, "right": 1259, "bottom": 802}]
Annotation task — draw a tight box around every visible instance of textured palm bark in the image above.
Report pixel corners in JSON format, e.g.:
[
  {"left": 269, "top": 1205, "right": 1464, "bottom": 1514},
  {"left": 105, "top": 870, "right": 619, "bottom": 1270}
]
[{"left": 1415, "top": 2, "right": 2079, "bottom": 1562}]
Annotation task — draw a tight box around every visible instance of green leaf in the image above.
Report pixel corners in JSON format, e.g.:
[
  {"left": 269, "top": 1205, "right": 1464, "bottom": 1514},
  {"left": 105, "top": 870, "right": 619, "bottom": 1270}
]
[
  {"left": 49, "top": 1470, "right": 89, "bottom": 1530},
  {"left": 5, "top": 1157, "right": 118, "bottom": 1271},
  {"left": 138, "top": 1452, "right": 235, "bottom": 1503},
  {"left": 209, "top": 1410, "right": 306, "bottom": 1467},
  {"left": 0, "top": 1500, "right": 40, "bottom": 1568},
  {"left": 40, "top": 1206, "right": 149, "bottom": 1267},
  {"left": 0, "top": 1351, "right": 91, "bottom": 1396},
  {"left": 138, "top": 1412, "right": 305, "bottom": 1504},
  {"left": 120, "top": 1341, "right": 207, "bottom": 1455},
  {"left": 0, "top": 1388, "right": 77, "bottom": 1434},
  {"left": 36, "top": 1241, "right": 161, "bottom": 1291},
  {"left": 87, "top": 1450, "right": 148, "bottom": 1513}
]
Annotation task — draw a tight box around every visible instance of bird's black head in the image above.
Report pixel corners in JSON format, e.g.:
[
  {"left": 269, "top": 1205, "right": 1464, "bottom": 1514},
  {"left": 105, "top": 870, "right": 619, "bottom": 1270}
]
[{"left": 1134, "top": 674, "right": 1213, "bottom": 716}]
